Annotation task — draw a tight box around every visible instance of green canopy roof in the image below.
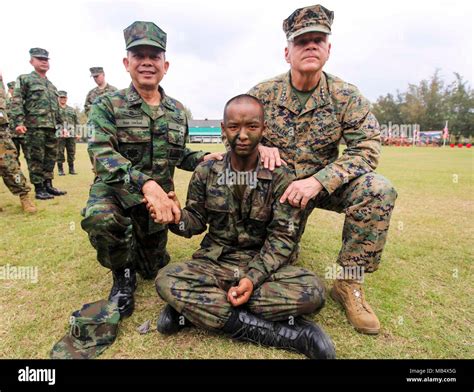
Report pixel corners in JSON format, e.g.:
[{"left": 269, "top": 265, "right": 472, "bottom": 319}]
[{"left": 189, "top": 127, "right": 222, "bottom": 136}]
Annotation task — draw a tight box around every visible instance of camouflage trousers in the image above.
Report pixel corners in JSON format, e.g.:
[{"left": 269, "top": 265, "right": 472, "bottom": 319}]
[
  {"left": 57, "top": 138, "right": 76, "bottom": 165},
  {"left": 81, "top": 180, "right": 170, "bottom": 279},
  {"left": 12, "top": 136, "right": 29, "bottom": 164},
  {"left": 25, "top": 128, "right": 58, "bottom": 185},
  {"left": 303, "top": 172, "right": 397, "bottom": 273},
  {"left": 0, "top": 131, "right": 31, "bottom": 196},
  {"left": 156, "top": 254, "right": 325, "bottom": 331}
]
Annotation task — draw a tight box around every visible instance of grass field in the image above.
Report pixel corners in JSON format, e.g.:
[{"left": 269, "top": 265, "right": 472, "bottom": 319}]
[{"left": 0, "top": 144, "right": 472, "bottom": 359}]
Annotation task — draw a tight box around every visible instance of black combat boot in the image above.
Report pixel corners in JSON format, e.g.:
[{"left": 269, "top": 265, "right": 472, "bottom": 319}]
[
  {"left": 69, "top": 163, "right": 77, "bottom": 175},
  {"left": 222, "top": 309, "right": 336, "bottom": 359},
  {"left": 108, "top": 266, "right": 138, "bottom": 319},
  {"left": 34, "top": 184, "right": 54, "bottom": 200},
  {"left": 156, "top": 304, "right": 192, "bottom": 335},
  {"left": 44, "top": 179, "right": 67, "bottom": 196},
  {"left": 57, "top": 163, "right": 65, "bottom": 176}
]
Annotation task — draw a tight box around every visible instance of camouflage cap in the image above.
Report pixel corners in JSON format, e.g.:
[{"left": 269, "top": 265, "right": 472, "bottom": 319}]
[
  {"left": 89, "top": 67, "right": 104, "bottom": 76},
  {"left": 283, "top": 4, "right": 334, "bottom": 41},
  {"left": 29, "top": 47, "right": 50, "bottom": 59},
  {"left": 50, "top": 300, "right": 120, "bottom": 359},
  {"left": 124, "top": 21, "right": 167, "bottom": 51},
  {"left": 7, "top": 81, "right": 15, "bottom": 90},
  {"left": 58, "top": 90, "right": 68, "bottom": 97}
]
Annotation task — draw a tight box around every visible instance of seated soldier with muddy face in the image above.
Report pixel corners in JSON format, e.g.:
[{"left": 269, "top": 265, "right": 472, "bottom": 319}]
[{"left": 148, "top": 95, "right": 336, "bottom": 359}]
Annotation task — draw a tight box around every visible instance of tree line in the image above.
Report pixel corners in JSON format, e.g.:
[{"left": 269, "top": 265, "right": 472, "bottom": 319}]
[{"left": 371, "top": 70, "right": 473, "bottom": 141}]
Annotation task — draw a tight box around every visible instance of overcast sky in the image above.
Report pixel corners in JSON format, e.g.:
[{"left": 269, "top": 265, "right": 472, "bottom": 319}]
[{"left": 1, "top": 0, "right": 472, "bottom": 118}]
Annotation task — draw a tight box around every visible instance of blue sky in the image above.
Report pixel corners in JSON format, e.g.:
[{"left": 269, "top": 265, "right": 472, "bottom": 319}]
[{"left": 2, "top": 0, "right": 472, "bottom": 118}]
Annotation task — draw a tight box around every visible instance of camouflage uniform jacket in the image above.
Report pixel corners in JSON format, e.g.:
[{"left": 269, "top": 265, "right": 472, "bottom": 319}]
[
  {"left": 58, "top": 105, "right": 78, "bottom": 138},
  {"left": 88, "top": 83, "right": 207, "bottom": 210},
  {"left": 9, "top": 71, "right": 62, "bottom": 129},
  {"left": 0, "top": 78, "right": 8, "bottom": 128},
  {"left": 169, "top": 153, "right": 303, "bottom": 288},
  {"left": 249, "top": 71, "right": 381, "bottom": 195},
  {"left": 84, "top": 84, "right": 118, "bottom": 116},
  {"left": 5, "top": 95, "right": 19, "bottom": 137}
]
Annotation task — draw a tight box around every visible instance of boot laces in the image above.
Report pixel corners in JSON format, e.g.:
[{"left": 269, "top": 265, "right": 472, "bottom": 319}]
[
  {"left": 349, "top": 283, "right": 370, "bottom": 314},
  {"left": 233, "top": 321, "right": 297, "bottom": 352}
]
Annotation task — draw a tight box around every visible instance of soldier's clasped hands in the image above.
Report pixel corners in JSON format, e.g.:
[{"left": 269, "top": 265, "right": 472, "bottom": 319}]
[{"left": 142, "top": 181, "right": 181, "bottom": 224}]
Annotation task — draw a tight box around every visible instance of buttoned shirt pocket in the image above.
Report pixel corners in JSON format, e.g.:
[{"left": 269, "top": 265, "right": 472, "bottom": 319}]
[
  {"left": 27, "top": 85, "right": 48, "bottom": 114},
  {"left": 205, "top": 198, "right": 231, "bottom": 231},
  {"left": 117, "top": 128, "right": 151, "bottom": 166},
  {"left": 167, "top": 122, "right": 186, "bottom": 162},
  {"left": 309, "top": 107, "right": 342, "bottom": 151},
  {"left": 247, "top": 205, "right": 272, "bottom": 236}
]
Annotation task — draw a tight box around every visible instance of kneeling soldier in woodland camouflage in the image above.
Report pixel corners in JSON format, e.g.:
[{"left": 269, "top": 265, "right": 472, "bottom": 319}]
[
  {"left": 153, "top": 95, "right": 335, "bottom": 359},
  {"left": 81, "top": 21, "right": 222, "bottom": 319}
]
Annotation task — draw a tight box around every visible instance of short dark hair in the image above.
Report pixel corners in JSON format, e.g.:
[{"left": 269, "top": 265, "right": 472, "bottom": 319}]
[{"left": 223, "top": 94, "right": 264, "bottom": 124}]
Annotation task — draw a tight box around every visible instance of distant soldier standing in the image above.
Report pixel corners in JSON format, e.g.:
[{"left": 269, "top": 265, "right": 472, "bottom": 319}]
[
  {"left": 84, "top": 67, "right": 117, "bottom": 117},
  {"left": 6, "top": 81, "right": 28, "bottom": 164},
  {"left": 10, "top": 48, "right": 67, "bottom": 200},
  {"left": 0, "top": 73, "right": 37, "bottom": 213},
  {"left": 251, "top": 5, "right": 397, "bottom": 335},
  {"left": 81, "top": 21, "right": 222, "bottom": 319},
  {"left": 56, "top": 91, "right": 78, "bottom": 175}
]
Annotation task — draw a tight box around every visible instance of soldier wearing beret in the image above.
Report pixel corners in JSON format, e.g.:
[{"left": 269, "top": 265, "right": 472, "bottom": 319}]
[
  {"left": 84, "top": 67, "right": 117, "bottom": 117},
  {"left": 56, "top": 91, "right": 79, "bottom": 175},
  {"left": 248, "top": 5, "right": 398, "bottom": 335},
  {"left": 81, "top": 21, "right": 223, "bottom": 319},
  {"left": 9, "top": 47, "right": 67, "bottom": 199}
]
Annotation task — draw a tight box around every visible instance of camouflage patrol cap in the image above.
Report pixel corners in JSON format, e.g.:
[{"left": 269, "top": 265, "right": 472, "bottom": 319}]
[
  {"left": 283, "top": 4, "right": 334, "bottom": 41},
  {"left": 89, "top": 67, "right": 104, "bottom": 76},
  {"left": 7, "top": 81, "right": 15, "bottom": 90},
  {"left": 124, "top": 21, "right": 167, "bottom": 51},
  {"left": 50, "top": 300, "right": 120, "bottom": 359},
  {"left": 58, "top": 91, "right": 68, "bottom": 97},
  {"left": 29, "top": 47, "right": 50, "bottom": 59}
]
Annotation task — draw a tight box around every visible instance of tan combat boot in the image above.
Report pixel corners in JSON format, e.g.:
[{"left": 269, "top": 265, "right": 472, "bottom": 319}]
[
  {"left": 20, "top": 194, "right": 37, "bottom": 214},
  {"left": 331, "top": 279, "right": 380, "bottom": 335}
]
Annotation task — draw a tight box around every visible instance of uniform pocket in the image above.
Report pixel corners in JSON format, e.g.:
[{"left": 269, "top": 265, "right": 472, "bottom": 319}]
[
  {"left": 247, "top": 205, "right": 272, "bottom": 235},
  {"left": 167, "top": 123, "right": 186, "bottom": 146},
  {"left": 167, "top": 123, "right": 186, "bottom": 162},
  {"left": 205, "top": 199, "right": 231, "bottom": 230},
  {"left": 117, "top": 129, "right": 151, "bottom": 165}
]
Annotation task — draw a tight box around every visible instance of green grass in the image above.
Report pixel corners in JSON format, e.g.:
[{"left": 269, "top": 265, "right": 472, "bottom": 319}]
[{"left": 0, "top": 144, "right": 472, "bottom": 359}]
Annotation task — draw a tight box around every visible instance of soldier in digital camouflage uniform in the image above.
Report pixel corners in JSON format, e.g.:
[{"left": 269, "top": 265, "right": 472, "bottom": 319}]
[
  {"left": 7, "top": 81, "right": 28, "bottom": 165},
  {"left": 154, "top": 95, "right": 335, "bottom": 359},
  {"left": 247, "top": 5, "right": 398, "bottom": 335},
  {"left": 56, "top": 90, "right": 79, "bottom": 175},
  {"left": 0, "top": 74, "right": 36, "bottom": 213},
  {"left": 84, "top": 67, "right": 117, "bottom": 117},
  {"left": 81, "top": 21, "right": 222, "bottom": 319},
  {"left": 9, "top": 48, "right": 67, "bottom": 200}
]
